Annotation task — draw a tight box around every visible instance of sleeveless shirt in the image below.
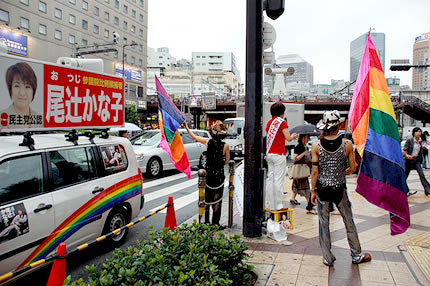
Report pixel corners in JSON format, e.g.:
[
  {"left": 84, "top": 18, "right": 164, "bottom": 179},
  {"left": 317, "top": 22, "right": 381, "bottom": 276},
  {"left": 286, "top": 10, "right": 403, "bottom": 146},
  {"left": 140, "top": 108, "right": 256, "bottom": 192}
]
[
  {"left": 317, "top": 137, "right": 347, "bottom": 188},
  {"left": 205, "top": 138, "right": 226, "bottom": 188}
]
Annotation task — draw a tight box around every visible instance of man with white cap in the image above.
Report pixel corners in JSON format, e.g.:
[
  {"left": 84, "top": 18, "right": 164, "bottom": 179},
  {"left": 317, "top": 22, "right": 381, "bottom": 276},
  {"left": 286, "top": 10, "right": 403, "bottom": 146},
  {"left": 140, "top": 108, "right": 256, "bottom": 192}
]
[{"left": 311, "top": 110, "right": 371, "bottom": 266}]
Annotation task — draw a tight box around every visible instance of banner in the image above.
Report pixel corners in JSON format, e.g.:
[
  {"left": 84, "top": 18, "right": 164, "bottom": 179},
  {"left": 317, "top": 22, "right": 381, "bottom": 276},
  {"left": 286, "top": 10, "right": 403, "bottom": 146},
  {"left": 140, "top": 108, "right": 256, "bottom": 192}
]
[
  {"left": 0, "top": 28, "right": 28, "bottom": 57},
  {"left": 0, "top": 54, "right": 124, "bottom": 131}
]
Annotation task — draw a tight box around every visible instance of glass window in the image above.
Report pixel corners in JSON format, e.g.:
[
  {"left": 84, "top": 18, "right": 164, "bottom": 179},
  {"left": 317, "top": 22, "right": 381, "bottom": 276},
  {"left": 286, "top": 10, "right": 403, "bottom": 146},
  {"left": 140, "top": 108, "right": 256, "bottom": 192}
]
[
  {"left": 100, "top": 145, "right": 128, "bottom": 176},
  {"left": 123, "top": 21, "right": 127, "bottom": 29},
  {"left": 131, "top": 9, "right": 136, "bottom": 18},
  {"left": 82, "top": 38, "right": 87, "bottom": 46},
  {"left": 123, "top": 5, "right": 128, "bottom": 14},
  {"left": 82, "top": 19, "right": 88, "bottom": 30},
  {"left": 69, "top": 34, "right": 75, "bottom": 44},
  {"left": 139, "top": 14, "right": 143, "bottom": 23},
  {"left": 20, "top": 0, "right": 29, "bottom": 5},
  {"left": 0, "top": 155, "right": 44, "bottom": 204},
  {"left": 114, "top": 0, "right": 119, "bottom": 8},
  {"left": 49, "top": 148, "right": 97, "bottom": 189},
  {"left": 55, "top": 8, "right": 62, "bottom": 19},
  {"left": 123, "top": 37, "right": 127, "bottom": 44},
  {"left": 139, "top": 44, "right": 143, "bottom": 52},
  {"left": 94, "top": 6, "right": 99, "bottom": 16},
  {"left": 139, "top": 29, "right": 143, "bottom": 38},
  {"left": 82, "top": 0, "right": 88, "bottom": 10},
  {"left": 139, "top": 59, "right": 143, "bottom": 67},
  {"left": 55, "top": 29, "right": 62, "bottom": 40},
  {"left": 39, "top": 1, "right": 47, "bottom": 13},
  {"left": 114, "top": 16, "right": 119, "bottom": 25},
  {"left": 104, "top": 29, "right": 109, "bottom": 38},
  {"left": 131, "top": 25, "right": 135, "bottom": 33},
  {"left": 105, "top": 11, "right": 109, "bottom": 21},
  {"left": 20, "top": 17, "right": 29, "bottom": 30},
  {"left": 180, "top": 133, "right": 194, "bottom": 144},
  {"left": 93, "top": 24, "right": 99, "bottom": 34},
  {"left": 131, "top": 56, "right": 135, "bottom": 65},
  {"left": 0, "top": 10, "right": 9, "bottom": 23},
  {"left": 69, "top": 14, "right": 76, "bottom": 25},
  {"left": 69, "top": 0, "right": 76, "bottom": 4},
  {"left": 39, "top": 24, "right": 47, "bottom": 35},
  {"left": 139, "top": 0, "right": 144, "bottom": 8}
]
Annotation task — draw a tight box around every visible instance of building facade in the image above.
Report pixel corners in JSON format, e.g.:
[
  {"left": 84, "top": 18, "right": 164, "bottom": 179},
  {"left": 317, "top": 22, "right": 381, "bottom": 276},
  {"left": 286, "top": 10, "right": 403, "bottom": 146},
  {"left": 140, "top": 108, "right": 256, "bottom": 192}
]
[
  {"left": 350, "top": 32, "right": 385, "bottom": 82},
  {"left": 0, "top": 0, "right": 148, "bottom": 110},
  {"left": 412, "top": 32, "right": 430, "bottom": 89},
  {"left": 147, "top": 47, "right": 175, "bottom": 70}
]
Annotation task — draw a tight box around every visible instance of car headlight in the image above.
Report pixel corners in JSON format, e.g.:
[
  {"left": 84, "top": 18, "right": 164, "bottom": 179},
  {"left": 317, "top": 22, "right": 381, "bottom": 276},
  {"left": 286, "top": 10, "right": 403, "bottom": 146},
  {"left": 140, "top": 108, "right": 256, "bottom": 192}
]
[
  {"left": 234, "top": 144, "right": 243, "bottom": 151},
  {"left": 136, "top": 153, "right": 145, "bottom": 160}
]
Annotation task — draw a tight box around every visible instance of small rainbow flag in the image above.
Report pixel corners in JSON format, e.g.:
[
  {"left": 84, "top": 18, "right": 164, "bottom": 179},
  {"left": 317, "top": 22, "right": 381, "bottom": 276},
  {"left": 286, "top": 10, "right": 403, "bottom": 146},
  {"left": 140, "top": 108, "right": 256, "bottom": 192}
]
[
  {"left": 349, "top": 33, "right": 409, "bottom": 235},
  {"left": 155, "top": 76, "right": 191, "bottom": 179}
]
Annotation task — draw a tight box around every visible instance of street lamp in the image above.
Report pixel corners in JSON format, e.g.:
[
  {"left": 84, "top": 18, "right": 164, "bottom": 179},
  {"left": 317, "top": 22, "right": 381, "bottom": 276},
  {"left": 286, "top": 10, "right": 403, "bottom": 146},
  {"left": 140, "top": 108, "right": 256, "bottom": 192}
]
[{"left": 122, "top": 41, "right": 138, "bottom": 80}]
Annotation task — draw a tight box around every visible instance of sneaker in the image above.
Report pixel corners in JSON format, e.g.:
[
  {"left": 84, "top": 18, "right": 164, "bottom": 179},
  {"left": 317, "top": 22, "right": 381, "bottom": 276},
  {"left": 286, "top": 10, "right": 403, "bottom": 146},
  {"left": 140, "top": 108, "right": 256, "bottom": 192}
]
[
  {"left": 407, "top": 190, "right": 417, "bottom": 197},
  {"left": 290, "top": 199, "right": 300, "bottom": 205},
  {"left": 425, "top": 191, "right": 430, "bottom": 196},
  {"left": 323, "top": 257, "right": 335, "bottom": 266},
  {"left": 352, "top": 253, "right": 371, "bottom": 264}
]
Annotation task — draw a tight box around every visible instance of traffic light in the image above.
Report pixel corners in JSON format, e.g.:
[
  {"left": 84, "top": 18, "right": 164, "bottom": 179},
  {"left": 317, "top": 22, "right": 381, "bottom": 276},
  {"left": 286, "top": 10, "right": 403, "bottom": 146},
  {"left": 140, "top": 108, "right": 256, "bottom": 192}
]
[{"left": 264, "top": 0, "right": 285, "bottom": 20}]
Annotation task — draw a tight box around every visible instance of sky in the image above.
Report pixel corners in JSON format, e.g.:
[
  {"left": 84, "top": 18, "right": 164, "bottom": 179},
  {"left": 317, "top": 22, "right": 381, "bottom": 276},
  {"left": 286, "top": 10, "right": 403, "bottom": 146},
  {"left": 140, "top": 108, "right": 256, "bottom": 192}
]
[{"left": 148, "top": 0, "right": 430, "bottom": 87}]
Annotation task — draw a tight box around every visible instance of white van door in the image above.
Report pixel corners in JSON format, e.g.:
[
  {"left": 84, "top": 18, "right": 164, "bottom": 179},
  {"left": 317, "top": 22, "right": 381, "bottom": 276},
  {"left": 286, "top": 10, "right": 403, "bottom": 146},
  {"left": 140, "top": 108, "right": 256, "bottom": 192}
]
[{"left": 0, "top": 154, "right": 55, "bottom": 274}]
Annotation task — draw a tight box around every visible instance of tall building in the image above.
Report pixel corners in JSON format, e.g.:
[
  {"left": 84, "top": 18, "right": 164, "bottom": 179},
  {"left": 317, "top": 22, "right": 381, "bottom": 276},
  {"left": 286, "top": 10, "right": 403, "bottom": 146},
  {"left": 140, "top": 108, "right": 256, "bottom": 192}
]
[
  {"left": 147, "top": 47, "right": 175, "bottom": 70},
  {"left": 192, "top": 52, "right": 240, "bottom": 78},
  {"left": 412, "top": 32, "right": 430, "bottom": 89},
  {"left": 350, "top": 32, "right": 385, "bottom": 82},
  {"left": 0, "top": 0, "right": 148, "bottom": 110}
]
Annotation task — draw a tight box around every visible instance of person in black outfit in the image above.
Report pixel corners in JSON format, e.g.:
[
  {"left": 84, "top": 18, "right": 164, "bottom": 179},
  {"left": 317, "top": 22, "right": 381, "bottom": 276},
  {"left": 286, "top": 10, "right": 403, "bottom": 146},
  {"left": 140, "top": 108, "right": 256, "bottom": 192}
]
[{"left": 183, "top": 121, "right": 230, "bottom": 226}]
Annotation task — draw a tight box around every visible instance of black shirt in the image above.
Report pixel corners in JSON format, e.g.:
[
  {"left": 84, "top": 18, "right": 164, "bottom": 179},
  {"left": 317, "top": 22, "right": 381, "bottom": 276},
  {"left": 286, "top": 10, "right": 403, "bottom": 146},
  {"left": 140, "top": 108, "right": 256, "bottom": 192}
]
[{"left": 294, "top": 143, "right": 307, "bottom": 164}]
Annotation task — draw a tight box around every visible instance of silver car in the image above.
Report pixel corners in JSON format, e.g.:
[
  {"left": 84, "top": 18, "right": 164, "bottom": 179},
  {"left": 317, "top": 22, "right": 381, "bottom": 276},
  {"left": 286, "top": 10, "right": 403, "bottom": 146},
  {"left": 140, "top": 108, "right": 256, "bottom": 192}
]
[{"left": 131, "top": 129, "right": 209, "bottom": 177}]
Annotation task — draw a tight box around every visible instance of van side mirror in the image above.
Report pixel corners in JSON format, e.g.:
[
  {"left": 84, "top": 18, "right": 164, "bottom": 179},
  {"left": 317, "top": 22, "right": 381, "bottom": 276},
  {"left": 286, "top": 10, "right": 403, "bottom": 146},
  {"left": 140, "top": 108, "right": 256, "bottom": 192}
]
[{"left": 237, "top": 128, "right": 242, "bottom": 135}]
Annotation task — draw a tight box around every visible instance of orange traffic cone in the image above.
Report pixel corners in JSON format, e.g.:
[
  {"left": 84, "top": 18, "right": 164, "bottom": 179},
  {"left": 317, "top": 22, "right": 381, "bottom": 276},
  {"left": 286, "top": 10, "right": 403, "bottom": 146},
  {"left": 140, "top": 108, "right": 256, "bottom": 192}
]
[
  {"left": 165, "top": 196, "right": 177, "bottom": 230},
  {"left": 47, "top": 242, "right": 67, "bottom": 286}
]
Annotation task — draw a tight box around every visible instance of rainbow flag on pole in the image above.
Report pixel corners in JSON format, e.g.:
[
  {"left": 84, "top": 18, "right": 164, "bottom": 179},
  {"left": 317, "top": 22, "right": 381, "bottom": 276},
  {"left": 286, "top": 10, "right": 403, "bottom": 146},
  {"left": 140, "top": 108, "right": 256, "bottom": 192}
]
[
  {"left": 349, "top": 33, "right": 410, "bottom": 235},
  {"left": 156, "top": 76, "right": 191, "bottom": 179}
]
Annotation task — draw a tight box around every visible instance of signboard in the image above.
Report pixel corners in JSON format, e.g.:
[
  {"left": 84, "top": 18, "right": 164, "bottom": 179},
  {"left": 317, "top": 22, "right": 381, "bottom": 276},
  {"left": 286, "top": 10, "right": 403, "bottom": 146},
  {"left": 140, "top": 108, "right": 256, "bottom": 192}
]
[
  {"left": 202, "top": 93, "right": 216, "bottom": 110},
  {"left": 115, "top": 63, "right": 142, "bottom": 83},
  {"left": 0, "top": 54, "right": 124, "bottom": 132},
  {"left": 0, "top": 28, "right": 28, "bottom": 57}
]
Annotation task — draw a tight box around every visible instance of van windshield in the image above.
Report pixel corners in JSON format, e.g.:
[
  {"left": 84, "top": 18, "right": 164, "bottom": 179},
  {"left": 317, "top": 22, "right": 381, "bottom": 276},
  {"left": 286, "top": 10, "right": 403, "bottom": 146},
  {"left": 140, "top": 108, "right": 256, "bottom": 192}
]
[{"left": 224, "top": 119, "right": 244, "bottom": 139}]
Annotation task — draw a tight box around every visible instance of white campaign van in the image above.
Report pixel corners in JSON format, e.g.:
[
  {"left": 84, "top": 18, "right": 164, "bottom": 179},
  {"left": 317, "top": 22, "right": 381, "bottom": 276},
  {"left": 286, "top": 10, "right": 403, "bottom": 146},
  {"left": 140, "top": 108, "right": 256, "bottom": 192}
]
[{"left": 224, "top": 117, "right": 245, "bottom": 160}]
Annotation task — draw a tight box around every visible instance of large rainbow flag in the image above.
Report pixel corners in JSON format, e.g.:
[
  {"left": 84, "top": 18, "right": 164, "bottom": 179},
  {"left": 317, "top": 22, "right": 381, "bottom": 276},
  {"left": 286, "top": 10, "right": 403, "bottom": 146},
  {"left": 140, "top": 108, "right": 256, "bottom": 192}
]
[
  {"left": 349, "top": 33, "right": 410, "bottom": 235},
  {"left": 156, "top": 76, "right": 191, "bottom": 179}
]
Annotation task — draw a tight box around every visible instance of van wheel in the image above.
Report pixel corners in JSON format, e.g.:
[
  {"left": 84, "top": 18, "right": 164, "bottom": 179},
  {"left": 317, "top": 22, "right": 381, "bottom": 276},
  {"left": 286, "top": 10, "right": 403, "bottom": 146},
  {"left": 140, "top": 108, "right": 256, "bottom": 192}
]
[
  {"left": 103, "top": 208, "right": 128, "bottom": 246},
  {"left": 147, "top": 157, "right": 162, "bottom": 177},
  {"left": 199, "top": 152, "right": 207, "bottom": 169}
]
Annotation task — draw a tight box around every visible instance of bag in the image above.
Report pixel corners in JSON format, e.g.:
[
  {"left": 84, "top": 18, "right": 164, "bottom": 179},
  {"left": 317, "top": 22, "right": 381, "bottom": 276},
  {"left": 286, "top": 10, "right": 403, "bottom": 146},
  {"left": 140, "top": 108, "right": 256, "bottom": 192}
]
[
  {"left": 266, "top": 219, "right": 288, "bottom": 241},
  {"left": 288, "top": 164, "right": 310, "bottom": 179}
]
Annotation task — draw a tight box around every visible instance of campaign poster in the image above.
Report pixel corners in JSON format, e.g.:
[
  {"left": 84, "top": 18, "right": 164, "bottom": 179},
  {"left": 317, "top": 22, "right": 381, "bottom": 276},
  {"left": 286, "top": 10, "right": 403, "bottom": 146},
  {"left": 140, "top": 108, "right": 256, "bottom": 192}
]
[
  {"left": 0, "top": 203, "right": 29, "bottom": 243},
  {"left": 100, "top": 145, "right": 126, "bottom": 170},
  {"left": 0, "top": 54, "right": 125, "bottom": 132}
]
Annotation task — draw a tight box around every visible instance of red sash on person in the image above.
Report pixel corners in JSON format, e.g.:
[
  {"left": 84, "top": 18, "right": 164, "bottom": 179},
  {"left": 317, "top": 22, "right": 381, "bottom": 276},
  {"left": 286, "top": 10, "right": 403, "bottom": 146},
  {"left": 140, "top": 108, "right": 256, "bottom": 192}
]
[{"left": 266, "top": 117, "right": 284, "bottom": 153}]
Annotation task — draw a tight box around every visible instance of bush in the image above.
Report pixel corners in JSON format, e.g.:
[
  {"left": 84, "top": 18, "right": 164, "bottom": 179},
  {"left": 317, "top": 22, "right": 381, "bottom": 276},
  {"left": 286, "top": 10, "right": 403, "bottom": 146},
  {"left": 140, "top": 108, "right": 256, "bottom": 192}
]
[{"left": 65, "top": 222, "right": 254, "bottom": 285}]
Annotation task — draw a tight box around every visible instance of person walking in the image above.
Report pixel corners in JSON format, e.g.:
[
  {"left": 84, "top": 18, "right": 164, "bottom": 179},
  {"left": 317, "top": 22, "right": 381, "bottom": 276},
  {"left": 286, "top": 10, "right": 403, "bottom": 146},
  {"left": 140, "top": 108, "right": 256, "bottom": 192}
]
[
  {"left": 311, "top": 110, "right": 371, "bottom": 266},
  {"left": 402, "top": 127, "right": 430, "bottom": 196},
  {"left": 183, "top": 121, "right": 230, "bottom": 226},
  {"left": 422, "top": 131, "right": 429, "bottom": 169},
  {"left": 290, "top": 134, "right": 317, "bottom": 214},
  {"left": 265, "top": 102, "right": 299, "bottom": 211}
]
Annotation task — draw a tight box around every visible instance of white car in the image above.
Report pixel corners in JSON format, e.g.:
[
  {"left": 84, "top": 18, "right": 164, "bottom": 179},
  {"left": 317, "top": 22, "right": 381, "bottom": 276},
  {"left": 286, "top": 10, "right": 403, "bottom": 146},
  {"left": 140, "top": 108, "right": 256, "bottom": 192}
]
[
  {"left": 0, "top": 134, "right": 144, "bottom": 274},
  {"left": 131, "top": 129, "right": 210, "bottom": 177}
]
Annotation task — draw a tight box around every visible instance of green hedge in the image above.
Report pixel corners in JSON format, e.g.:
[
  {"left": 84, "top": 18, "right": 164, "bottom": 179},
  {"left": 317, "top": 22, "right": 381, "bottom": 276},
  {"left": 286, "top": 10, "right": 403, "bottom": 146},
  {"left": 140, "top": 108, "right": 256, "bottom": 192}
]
[{"left": 65, "top": 222, "right": 254, "bottom": 285}]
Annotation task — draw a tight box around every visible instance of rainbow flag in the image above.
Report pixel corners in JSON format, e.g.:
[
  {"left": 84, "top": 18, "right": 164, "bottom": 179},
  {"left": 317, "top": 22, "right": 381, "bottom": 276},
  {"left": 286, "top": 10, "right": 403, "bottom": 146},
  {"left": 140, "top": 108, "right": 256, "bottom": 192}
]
[
  {"left": 349, "top": 33, "right": 409, "bottom": 235},
  {"left": 156, "top": 76, "right": 191, "bottom": 179}
]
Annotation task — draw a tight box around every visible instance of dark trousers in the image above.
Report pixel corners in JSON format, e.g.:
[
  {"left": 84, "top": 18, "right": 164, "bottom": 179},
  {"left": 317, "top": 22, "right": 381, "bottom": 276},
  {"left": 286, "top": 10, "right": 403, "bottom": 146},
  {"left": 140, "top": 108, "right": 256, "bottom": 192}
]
[{"left": 405, "top": 158, "right": 430, "bottom": 193}]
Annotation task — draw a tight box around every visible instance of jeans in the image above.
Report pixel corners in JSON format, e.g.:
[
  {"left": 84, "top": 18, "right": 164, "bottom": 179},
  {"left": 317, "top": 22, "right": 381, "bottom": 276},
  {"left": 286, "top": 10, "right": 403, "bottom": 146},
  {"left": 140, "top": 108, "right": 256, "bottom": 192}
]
[
  {"left": 266, "top": 153, "right": 287, "bottom": 210},
  {"left": 405, "top": 158, "right": 430, "bottom": 193},
  {"left": 316, "top": 189, "right": 363, "bottom": 264}
]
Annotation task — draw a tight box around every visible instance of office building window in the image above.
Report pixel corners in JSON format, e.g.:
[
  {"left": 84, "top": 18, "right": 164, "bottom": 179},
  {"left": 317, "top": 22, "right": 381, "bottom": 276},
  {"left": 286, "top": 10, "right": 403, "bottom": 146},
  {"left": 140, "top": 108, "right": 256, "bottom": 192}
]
[
  {"left": 55, "top": 30, "right": 62, "bottom": 40},
  {"left": 39, "top": 24, "right": 47, "bottom": 35},
  {"left": 123, "top": 5, "right": 128, "bottom": 14},
  {"left": 131, "top": 25, "right": 135, "bottom": 33},
  {"left": 69, "top": 34, "right": 76, "bottom": 44},
  {"left": 114, "top": 0, "right": 119, "bottom": 8},
  {"left": 105, "top": 12, "right": 109, "bottom": 21},
  {"left": 55, "top": 8, "right": 62, "bottom": 19},
  {"left": 139, "top": 14, "right": 143, "bottom": 23},
  {"left": 82, "top": 39, "right": 88, "bottom": 46},
  {"left": 132, "top": 9, "right": 136, "bottom": 18},
  {"left": 20, "top": 17, "right": 29, "bottom": 30},
  {"left": 94, "top": 6, "right": 99, "bottom": 16},
  {"left": 93, "top": 24, "right": 99, "bottom": 34},
  {"left": 139, "top": 44, "right": 143, "bottom": 52},
  {"left": 139, "top": 0, "right": 143, "bottom": 8},
  {"left": 114, "top": 50, "right": 118, "bottom": 59},
  {"left": 131, "top": 56, "right": 135, "bottom": 65},
  {"left": 20, "top": 0, "right": 29, "bottom": 5},
  {"left": 39, "top": 1, "right": 47, "bottom": 13},
  {"left": 69, "top": 0, "right": 76, "bottom": 4},
  {"left": 123, "top": 37, "right": 127, "bottom": 44},
  {"left": 123, "top": 21, "right": 127, "bottom": 29},
  {"left": 0, "top": 10, "right": 9, "bottom": 23},
  {"left": 139, "top": 29, "right": 143, "bottom": 38},
  {"left": 139, "top": 59, "right": 143, "bottom": 68},
  {"left": 104, "top": 29, "right": 109, "bottom": 38},
  {"left": 69, "top": 14, "right": 76, "bottom": 25},
  {"left": 82, "top": 19, "right": 88, "bottom": 30},
  {"left": 114, "top": 16, "right": 119, "bottom": 25},
  {"left": 82, "top": 0, "right": 88, "bottom": 10}
]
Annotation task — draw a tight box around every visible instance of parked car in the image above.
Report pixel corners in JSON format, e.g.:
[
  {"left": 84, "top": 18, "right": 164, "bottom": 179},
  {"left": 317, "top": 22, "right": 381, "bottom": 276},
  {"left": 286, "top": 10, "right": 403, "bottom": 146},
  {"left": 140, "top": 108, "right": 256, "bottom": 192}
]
[
  {"left": 131, "top": 129, "right": 210, "bottom": 177},
  {"left": 0, "top": 134, "right": 144, "bottom": 274}
]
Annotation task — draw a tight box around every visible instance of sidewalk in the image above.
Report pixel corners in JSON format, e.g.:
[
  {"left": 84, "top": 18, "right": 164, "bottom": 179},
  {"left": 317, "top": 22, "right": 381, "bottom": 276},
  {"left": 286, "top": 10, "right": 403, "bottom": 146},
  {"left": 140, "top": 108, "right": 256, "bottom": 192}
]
[{"left": 184, "top": 169, "right": 430, "bottom": 286}]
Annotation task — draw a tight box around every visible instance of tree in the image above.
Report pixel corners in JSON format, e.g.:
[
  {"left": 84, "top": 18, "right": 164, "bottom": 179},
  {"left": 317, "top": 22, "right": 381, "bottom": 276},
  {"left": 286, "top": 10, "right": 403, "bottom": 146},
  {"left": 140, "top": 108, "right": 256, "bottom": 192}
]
[{"left": 125, "top": 104, "right": 139, "bottom": 125}]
